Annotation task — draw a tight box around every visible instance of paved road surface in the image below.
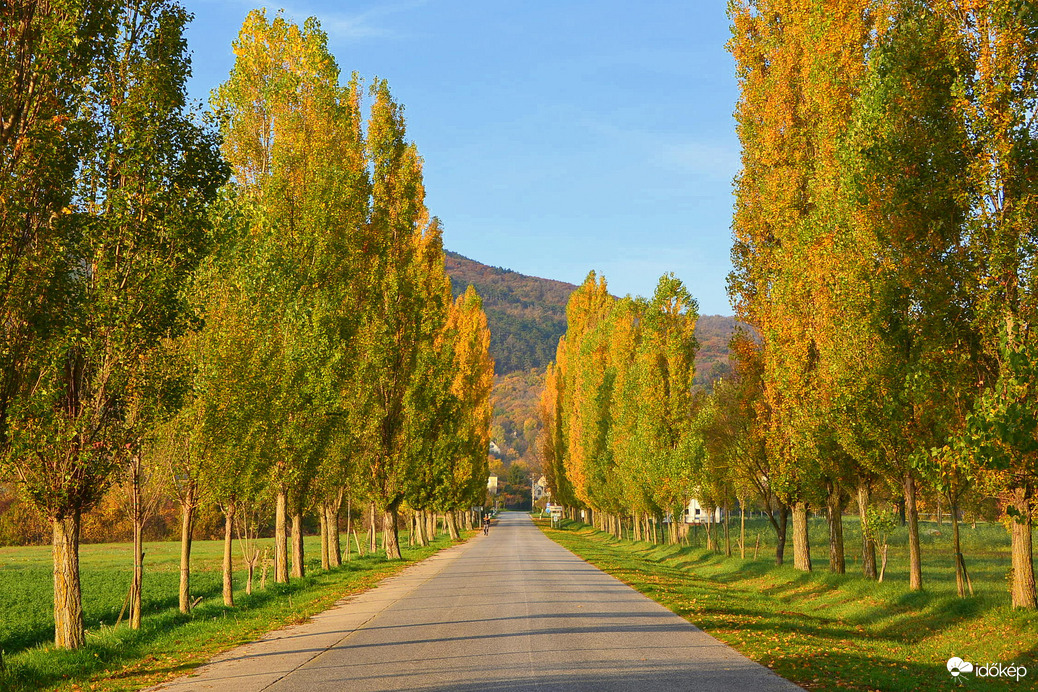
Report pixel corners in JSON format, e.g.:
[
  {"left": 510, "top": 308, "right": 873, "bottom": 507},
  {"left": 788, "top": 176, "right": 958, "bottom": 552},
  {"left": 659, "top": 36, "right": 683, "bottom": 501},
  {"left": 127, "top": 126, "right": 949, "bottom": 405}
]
[{"left": 155, "top": 513, "right": 800, "bottom": 691}]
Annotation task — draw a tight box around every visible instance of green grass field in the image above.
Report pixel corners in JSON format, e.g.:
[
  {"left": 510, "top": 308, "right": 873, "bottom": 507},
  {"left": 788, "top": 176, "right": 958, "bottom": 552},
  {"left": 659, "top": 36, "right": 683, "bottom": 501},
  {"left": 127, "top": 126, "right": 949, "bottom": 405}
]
[
  {"left": 0, "top": 531, "right": 464, "bottom": 691},
  {"left": 539, "top": 515, "right": 1038, "bottom": 691}
]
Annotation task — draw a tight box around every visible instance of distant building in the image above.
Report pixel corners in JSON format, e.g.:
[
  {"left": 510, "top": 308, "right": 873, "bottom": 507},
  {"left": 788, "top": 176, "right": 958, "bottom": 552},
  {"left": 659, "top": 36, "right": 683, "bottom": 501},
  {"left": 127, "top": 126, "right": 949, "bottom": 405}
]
[
  {"left": 682, "top": 498, "right": 723, "bottom": 524},
  {"left": 487, "top": 476, "right": 498, "bottom": 495},
  {"left": 533, "top": 475, "right": 548, "bottom": 501},
  {"left": 489, "top": 441, "right": 502, "bottom": 457}
]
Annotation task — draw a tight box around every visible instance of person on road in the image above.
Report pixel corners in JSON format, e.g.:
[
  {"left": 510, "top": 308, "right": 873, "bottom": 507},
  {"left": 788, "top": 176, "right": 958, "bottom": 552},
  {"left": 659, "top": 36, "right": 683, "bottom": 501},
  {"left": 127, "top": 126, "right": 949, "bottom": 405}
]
[{"left": 483, "top": 514, "right": 491, "bottom": 535}]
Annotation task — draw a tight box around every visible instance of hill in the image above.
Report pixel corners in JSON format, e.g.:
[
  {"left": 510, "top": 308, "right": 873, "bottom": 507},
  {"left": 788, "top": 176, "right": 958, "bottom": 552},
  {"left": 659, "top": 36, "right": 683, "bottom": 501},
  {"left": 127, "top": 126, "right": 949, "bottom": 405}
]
[
  {"left": 444, "top": 251, "right": 740, "bottom": 469},
  {"left": 444, "top": 251, "right": 574, "bottom": 375},
  {"left": 693, "top": 315, "right": 741, "bottom": 388}
]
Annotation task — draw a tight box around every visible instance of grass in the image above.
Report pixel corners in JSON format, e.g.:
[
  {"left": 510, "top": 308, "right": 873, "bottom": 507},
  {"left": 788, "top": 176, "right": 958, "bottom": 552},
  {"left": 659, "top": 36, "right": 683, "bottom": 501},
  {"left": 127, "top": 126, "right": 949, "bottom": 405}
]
[
  {"left": 0, "top": 530, "right": 467, "bottom": 691},
  {"left": 538, "top": 515, "right": 1038, "bottom": 691}
]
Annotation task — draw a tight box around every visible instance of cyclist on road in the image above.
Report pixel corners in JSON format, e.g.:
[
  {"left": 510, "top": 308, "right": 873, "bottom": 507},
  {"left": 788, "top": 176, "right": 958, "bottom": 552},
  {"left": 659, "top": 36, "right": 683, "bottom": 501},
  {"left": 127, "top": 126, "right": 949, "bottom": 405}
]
[{"left": 482, "top": 514, "right": 491, "bottom": 535}]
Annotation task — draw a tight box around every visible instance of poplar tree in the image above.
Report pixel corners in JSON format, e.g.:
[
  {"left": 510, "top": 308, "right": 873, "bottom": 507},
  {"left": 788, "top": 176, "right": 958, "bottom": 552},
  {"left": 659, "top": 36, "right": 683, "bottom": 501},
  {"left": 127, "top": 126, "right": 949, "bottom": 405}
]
[
  {"left": 213, "top": 9, "right": 367, "bottom": 580},
  {"left": 1, "top": 0, "right": 225, "bottom": 647},
  {"left": 360, "top": 83, "right": 444, "bottom": 558},
  {"left": 942, "top": 0, "right": 1038, "bottom": 609}
]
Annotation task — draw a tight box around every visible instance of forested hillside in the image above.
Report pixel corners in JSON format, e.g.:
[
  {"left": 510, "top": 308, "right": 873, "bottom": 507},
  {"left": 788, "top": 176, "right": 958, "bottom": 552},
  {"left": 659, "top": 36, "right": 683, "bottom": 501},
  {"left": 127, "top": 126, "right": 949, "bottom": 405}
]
[
  {"left": 444, "top": 252, "right": 738, "bottom": 471},
  {"left": 444, "top": 251, "right": 574, "bottom": 374},
  {"left": 445, "top": 251, "right": 737, "bottom": 384},
  {"left": 692, "top": 315, "right": 740, "bottom": 388}
]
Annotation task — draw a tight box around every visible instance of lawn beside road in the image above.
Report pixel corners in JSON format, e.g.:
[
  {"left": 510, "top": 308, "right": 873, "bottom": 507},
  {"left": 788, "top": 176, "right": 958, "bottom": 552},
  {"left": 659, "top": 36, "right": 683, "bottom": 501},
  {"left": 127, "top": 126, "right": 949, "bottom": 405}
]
[
  {"left": 0, "top": 531, "right": 466, "bottom": 691},
  {"left": 538, "top": 517, "right": 1038, "bottom": 691}
]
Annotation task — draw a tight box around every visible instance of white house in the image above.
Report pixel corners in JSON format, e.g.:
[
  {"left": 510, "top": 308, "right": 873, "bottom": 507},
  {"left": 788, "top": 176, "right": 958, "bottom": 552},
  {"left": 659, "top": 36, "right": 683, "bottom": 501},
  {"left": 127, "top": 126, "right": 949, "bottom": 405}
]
[
  {"left": 682, "top": 498, "right": 723, "bottom": 524},
  {"left": 487, "top": 476, "right": 498, "bottom": 495}
]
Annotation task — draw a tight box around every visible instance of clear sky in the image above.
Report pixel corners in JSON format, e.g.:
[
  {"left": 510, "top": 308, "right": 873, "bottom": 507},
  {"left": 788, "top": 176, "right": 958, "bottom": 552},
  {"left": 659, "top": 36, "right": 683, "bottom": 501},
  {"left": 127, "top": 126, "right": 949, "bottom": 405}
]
[{"left": 182, "top": 1, "right": 739, "bottom": 315}]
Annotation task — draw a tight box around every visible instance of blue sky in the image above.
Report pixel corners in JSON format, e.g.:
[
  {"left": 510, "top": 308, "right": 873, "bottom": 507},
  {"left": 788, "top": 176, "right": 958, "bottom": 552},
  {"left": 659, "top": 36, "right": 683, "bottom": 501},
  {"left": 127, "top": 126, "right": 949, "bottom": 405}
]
[{"left": 183, "top": 1, "right": 739, "bottom": 315}]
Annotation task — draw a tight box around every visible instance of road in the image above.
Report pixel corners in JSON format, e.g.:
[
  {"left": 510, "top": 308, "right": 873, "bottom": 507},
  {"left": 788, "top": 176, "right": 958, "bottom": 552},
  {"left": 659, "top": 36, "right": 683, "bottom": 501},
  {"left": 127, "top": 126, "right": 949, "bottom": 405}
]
[{"left": 155, "top": 512, "right": 800, "bottom": 691}]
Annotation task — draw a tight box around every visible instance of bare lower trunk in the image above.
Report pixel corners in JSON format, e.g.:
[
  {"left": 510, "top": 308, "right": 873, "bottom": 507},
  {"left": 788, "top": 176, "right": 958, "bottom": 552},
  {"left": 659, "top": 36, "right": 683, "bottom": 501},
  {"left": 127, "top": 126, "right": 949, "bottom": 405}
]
[
  {"left": 950, "top": 495, "right": 971, "bottom": 598},
  {"left": 414, "top": 510, "right": 428, "bottom": 546},
  {"left": 320, "top": 507, "right": 330, "bottom": 570},
  {"left": 246, "top": 558, "right": 256, "bottom": 595},
  {"left": 222, "top": 505, "right": 234, "bottom": 607},
  {"left": 369, "top": 502, "right": 377, "bottom": 553},
  {"left": 344, "top": 495, "right": 353, "bottom": 562},
  {"left": 857, "top": 481, "right": 877, "bottom": 580},
  {"left": 384, "top": 507, "right": 402, "bottom": 560},
  {"left": 826, "top": 486, "right": 846, "bottom": 574},
  {"left": 904, "top": 471, "right": 922, "bottom": 591},
  {"left": 131, "top": 507, "right": 144, "bottom": 629},
  {"left": 446, "top": 510, "right": 460, "bottom": 540},
  {"left": 792, "top": 501, "right": 811, "bottom": 572},
  {"left": 291, "top": 511, "right": 305, "bottom": 579},
  {"left": 427, "top": 511, "right": 436, "bottom": 541},
  {"left": 130, "top": 461, "right": 144, "bottom": 630},
  {"left": 179, "top": 483, "right": 195, "bottom": 613},
  {"left": 52, "top": 511, "right": 85, "bottom": 649},
  {"left": 275, "top": 488, "right": 288, "bottom": 584},
  {"left": 774, "top": 504, "right": 789, "bottom": 566},
  {"left": 740, "top": 500, "right": 746, "bottom": 559},
  {"left": 329, "top": 491, "right": 343, "bottom": 568},
  {"left": 1009, "top": 486, "right": 1037, "bottom": 609},
  {"left": 723, "top": 502, "right": 731, "bottom": 556}
]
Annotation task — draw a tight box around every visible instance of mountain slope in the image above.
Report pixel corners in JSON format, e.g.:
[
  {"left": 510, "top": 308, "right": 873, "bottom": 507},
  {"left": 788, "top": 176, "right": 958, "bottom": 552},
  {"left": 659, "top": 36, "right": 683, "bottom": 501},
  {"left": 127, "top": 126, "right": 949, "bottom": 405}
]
[
  {"left": 444, "top": 251, "right": 740, "bottom": 469},
  {"left": 444, "top": 251, "right": 574, "bottom": 375}
]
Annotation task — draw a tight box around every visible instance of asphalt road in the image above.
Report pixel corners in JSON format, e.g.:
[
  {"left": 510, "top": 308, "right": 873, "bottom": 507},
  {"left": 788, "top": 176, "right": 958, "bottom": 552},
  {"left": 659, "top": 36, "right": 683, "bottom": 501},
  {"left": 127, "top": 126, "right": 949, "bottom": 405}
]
[{"left": 155, "top": 512, "right": 800, "bottom": 691}]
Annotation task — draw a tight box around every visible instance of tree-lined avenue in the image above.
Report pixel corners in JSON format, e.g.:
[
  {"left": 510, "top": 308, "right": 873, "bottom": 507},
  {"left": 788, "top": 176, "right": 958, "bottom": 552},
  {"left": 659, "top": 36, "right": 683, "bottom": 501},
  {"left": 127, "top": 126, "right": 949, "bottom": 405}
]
[{"left": 153, "top": 514, "right": 799, "bottom": 691}]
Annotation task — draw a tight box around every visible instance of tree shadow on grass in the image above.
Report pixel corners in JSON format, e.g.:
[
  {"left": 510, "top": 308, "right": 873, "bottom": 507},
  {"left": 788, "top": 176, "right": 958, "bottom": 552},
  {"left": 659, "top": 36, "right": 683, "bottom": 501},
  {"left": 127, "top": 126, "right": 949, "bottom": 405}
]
[{"left": 0, "top": 551, "right": 407, "bottom": 691}]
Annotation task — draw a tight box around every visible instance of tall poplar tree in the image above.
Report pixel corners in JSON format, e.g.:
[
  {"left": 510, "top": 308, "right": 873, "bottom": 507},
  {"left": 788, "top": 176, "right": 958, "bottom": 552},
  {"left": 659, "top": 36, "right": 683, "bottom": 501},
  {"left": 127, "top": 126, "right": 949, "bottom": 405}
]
[
  {"left": 943, "top": 0, "right": 1038, "bottom": 609},
  {"left": 1, "top": 0, "right": 226, "bottom": 647},
  {"left": 212, "top": 9, "right": 367, "bottom": 580}
]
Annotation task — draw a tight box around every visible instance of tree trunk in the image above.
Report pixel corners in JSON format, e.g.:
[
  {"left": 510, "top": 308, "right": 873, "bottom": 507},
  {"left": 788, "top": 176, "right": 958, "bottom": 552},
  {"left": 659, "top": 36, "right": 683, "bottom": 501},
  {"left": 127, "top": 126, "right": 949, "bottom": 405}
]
[
  {"left": 723, "top": 502, "right": 731, "bottom": 556},
  {"left": 1009, "top": 486, "right": 1037, "bottom": 609},
  {"left": 130, "top": 458, "right": 144, "bottom": 630},
  {"left": 131, "top": 502, "right": 144, "bottom": 629},
  {"left": 179, "top": 482, "right": 195, "bottom": 613},
  {"left": 951, "top": 493, "right": 967, "bottom": 598},
  {"left": 274, "top": 487, "right": 288, "bottom": 584},
  {"left": 792, "top": 501, "right": 811, "bottom": 572},
  {"left": 427, "top": 511, "right": 436, "bottom": 541},
  {"left": 446, "top": 510, "right": 460, "bottom": 540},
  {"left": 246, "top": 558, "right": 256, "bottom": 595},
  {"left": 384, "top": 507, "right": 402, "bottom": 560},
  {"left": 222, "top": 504, "right": 234, "bottom": 607},
  {"left": 291, "top": 511, "right": 305, "bottom": 579},
  {"left": 414, "top": 510, "right": 427, "bottom": 546},
  {"left": 740, "top": 499, "right": 746, "bottom": 559},
  {"left": 857, "top": 481, "right": 877, "bottom": 580},
  {"left": 344, "top": 495, "right": 353, "bottom": 562},
  {"left": 774, "top": 504, "right": 789, "bottom": 566},
  {"left": 52, "top": 511, "right": 85, "bottom": 649},
  {"left": 328, "top": 494, "right": 342, "bottom": 568},
  {"left": 826, "top": 485, "right": 846, "bottom": 574},
  {"left": 320, "top": 506, "right": 330, "bottom": 571},
  {"left": 904, "top": 471, "right": 923, "bottom": 591},
  {"left": 369, "top": 502, "right": 378, "bottom": 552}
]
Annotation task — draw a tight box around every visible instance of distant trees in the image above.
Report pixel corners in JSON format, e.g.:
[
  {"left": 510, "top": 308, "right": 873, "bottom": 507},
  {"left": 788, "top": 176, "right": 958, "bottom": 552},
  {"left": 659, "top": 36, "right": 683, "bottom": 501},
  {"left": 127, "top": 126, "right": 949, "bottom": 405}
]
[
  {"left": 540, "top": 272, "right": 700, "bottom": 539},
  {"left": 0, "top": 3, "right": 492, "bottom": 649}
]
